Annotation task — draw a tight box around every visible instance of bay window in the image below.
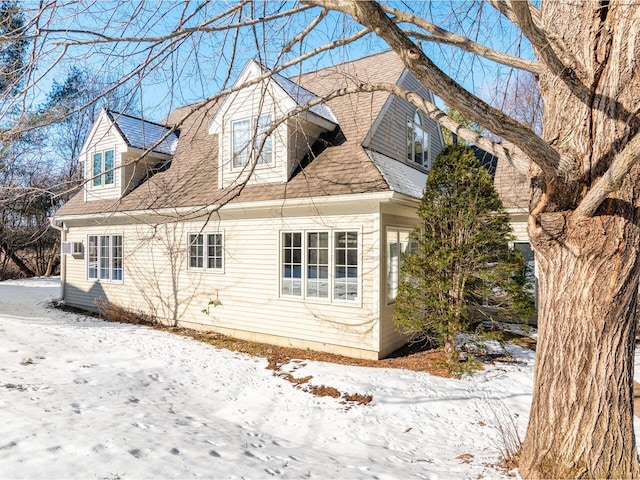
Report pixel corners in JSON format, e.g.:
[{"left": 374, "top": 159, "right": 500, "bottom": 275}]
[
  {"left": 282, "top": 232, "right": 302, "bottom": 296},
  {"left": 334, "top": 231, "right": 358, "bottom": 301},
  {"left": 386, "top": 229, "right": 412, "bottom": 303},
  {"left": 306, "top": 232, "right": 329, "bottom": 298}
]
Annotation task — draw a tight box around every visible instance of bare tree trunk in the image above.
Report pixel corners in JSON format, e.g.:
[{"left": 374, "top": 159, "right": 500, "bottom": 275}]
[
  {"left": 0, "top": 243, "right": 35, "bottom": 277},
  {"left": 517, "top": 4, "right": 640, "bottom": 476},
  {"left": 520, "top": 212, "right": 640, "bottom": 478},
  {"left": 44, "top": 242, "right": 58, "bottom": 277}
]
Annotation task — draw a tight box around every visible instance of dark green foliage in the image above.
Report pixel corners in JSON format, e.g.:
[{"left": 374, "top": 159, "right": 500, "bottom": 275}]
[
  {"left": 441, "top": 107, "right": 482, "bottom": 146},
  {"left": 393, "top": 144, "right": 534, "bottom": 365},
  {"left": 0, "top": 0, "right": 28, "bottom": 96}
]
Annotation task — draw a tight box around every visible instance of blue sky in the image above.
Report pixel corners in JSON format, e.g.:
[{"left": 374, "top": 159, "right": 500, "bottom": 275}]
[{"left": 26, "top": 1, "right": 531, "bottom": 123}]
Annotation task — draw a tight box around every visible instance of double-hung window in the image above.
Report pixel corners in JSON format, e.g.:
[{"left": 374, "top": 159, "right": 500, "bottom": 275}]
[
  {"left": 255, "top": 114, "right": 273, "bottom": 165},
  {"left": 87, "top": 234, "right": 123, "bottom": 281},
  {"left": 281, "top": 230, "right": 359, "bottom": 302},
  {"left": 407, "top": 112, "right": 430, "bottom": 168},
  {"left": 232, "top": 119, "right": 251, "bottom": 169},
  {"left": 232, "top": 114, "right": 273, "bottom": 169},
  {"left": 188, "top": 233, "right": 224, "bottom": 271},
  {"left": 92, "top": 149, "right": 115, "bottom": 187}
]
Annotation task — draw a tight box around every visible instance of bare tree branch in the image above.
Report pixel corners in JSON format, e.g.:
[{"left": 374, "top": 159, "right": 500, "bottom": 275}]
[
  {"left": 575, "top": 132, "right": 640, "bottom": 218},
  {"left": 507, "top": 1, "right": 586, "bottom": 91},
  {"left": 381, "top": 5, "right": 541, "bottom": 75},
  {"left": 305, "top": 0, "right": 558, "bottom": 185},
  {"left": 486, "top": 0, "right": 539, "bottom": 27},
  {"left": 43, "top": 3, "right": 312, "bottom": 47}
]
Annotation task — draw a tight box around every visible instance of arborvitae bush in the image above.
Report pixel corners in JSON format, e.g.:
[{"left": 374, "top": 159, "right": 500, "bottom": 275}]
[{"left": 393, "top": 144, "right": 534, "bottom": 369}]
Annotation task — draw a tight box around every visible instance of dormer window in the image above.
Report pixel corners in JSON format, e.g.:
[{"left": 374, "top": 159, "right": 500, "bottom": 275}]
[
  {"left": 407, "top": 111, "right": 430, "bottom": 169},
  {"left": 92, "top": 149, "right": 115, "bottom": 187},
  {"left": 232, "top": 114, "right": 273, "bottom": 169}
]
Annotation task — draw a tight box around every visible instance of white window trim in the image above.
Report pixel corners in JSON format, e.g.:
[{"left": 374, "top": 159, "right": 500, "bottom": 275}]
[
  {"left": 279, "top": 228, "right": 362, "bottom": 306},
  {"left": 385, "top": 227, "right": 413, "bottom": 306},
  {"left": 407, "top": 111, "right": 430, "bottom": 170},
  {"left": 187, "top": 232, "right": 225, "bottom": 273},
  {"left": 91, "top": 148, "right": 116, "bottom": 188},
  {"left": 86, "top": 233, "right": 124, "bottom": 283},
  {"left": 230, "top": 114, "right": 274, "bottom": 171}
]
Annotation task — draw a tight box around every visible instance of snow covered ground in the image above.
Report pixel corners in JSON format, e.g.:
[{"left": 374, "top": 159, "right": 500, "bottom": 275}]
[{"left": 0, "top": 278, "right": 557, "bottom": 479}]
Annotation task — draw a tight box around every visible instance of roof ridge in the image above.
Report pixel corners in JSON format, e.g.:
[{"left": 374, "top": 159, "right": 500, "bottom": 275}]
[{"left": 106, "top": 108, "right": 173, "bottom": 130}]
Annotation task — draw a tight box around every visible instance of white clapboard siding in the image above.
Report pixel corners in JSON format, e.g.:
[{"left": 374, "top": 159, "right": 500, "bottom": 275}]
[
  {"left": 218, "top": 82, "right": 290, "bottom": 189},
  {"left": 377, "top": 208, "right": 422, "bottom": 357},
  {"left": 82, "top": 116, "right": 125, "bottom": 201},
  {"left": 365, "top": 71, "right": 443, "bottom": 167},
  {"left": 508, "top": 211, "right": 529, "bottom": 243},
  {"left": 63, "top": 203, "right": 386, "bottom": 357}
]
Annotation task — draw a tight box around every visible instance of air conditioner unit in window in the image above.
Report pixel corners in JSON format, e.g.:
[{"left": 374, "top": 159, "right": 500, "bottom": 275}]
[
  {"left": 61, "top": 241, "right": 72, "bottom": 255},
  {"left": 61, "top": 241, "right": 84, "bottom": 257}
]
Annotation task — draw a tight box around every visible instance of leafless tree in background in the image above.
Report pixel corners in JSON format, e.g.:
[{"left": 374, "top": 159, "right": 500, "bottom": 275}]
[{"left": 2, "top": 1, "right": 640, "bottom": 477}]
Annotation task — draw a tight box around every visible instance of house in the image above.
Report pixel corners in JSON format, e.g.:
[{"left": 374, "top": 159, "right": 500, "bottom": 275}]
[
  {"left": 472, "top": 145, "right": 532, "bottom": 267},
  {"left": 54, "top": 50, "right": 532, "bottom": 360}
]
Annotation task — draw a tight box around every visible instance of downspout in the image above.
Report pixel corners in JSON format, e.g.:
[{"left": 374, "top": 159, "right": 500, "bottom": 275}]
[{"left": 49, "top": 217, "right": 67, "bottom": 303}]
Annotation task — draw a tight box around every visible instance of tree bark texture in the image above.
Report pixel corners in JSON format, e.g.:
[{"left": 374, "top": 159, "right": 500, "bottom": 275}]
[
  {"left": 520, "top": 2, "right": 640, "bottom": 478},
  {"left": 522, "top": 212, "right": 640, "bottom": 478}
]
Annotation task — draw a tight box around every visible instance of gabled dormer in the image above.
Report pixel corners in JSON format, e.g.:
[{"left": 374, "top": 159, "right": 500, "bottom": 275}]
[
  {"left": 80, "top": 109, "right": 179, "bottom": 202},
  {"left": 363, "top": 69, "right": 444, "bottom": 172},
  {"left": 209, "top": 60, "right": 338, "bottom": 189}
]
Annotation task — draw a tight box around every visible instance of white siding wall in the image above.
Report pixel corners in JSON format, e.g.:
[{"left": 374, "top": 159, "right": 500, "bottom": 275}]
[
  {"left": 508, "top": 211, "right": 529, "bottom": 243},
  {"left": 83, "top": 115, "right": 125, "bottom": 201},
  {"left": 378, "top": 203, "right": 421, "bottom": 357},
  {"left": 365, "top": 72, "right": 443, "bottom": 166},
  {"left": 63, "top": 200, "right": 384, "bottom": 358},
  {"left": 217, "top": 82, "right": 290, "bottom": 188}
]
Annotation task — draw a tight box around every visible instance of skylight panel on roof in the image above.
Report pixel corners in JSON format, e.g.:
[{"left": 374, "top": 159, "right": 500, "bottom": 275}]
[
  {"left": 110, "top": 111, "right": 179, "bottom": 155},
  {"left": 272, "top": 73, "right": 338, "bottom": 125}
]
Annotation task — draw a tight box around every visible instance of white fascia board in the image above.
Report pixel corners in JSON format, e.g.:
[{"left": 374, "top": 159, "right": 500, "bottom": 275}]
[
  {"left": 78, "top": 109, "right": 111, "bottom": 160},
  {"left": 79, "top": 109, "right": 129, "bottom": 161},
  {"left": 298, "top": 110, "right": 337, "bottom": 131},
  {"left": 53, "top": 190, "right": 407, "bottom": 224},
  {"left": 505, "top": 207, "right": 529, "bottom": 216},
  {"left": 209, "top": 60, "right": 259, "bottom": 134}
]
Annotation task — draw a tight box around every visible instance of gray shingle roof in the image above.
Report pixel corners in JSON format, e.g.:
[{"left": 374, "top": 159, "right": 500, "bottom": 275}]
[
  {"left": 56, "top": 51, "right": 412, "bottom": 217},
  {"left": 107, "top": 110, "right": 179, "bottom": 155},
  {"left": 368, "top": 150, "right": 426, "bottom": 199}
]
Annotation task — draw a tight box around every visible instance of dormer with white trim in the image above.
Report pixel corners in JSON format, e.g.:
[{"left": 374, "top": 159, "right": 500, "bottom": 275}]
[
  {"left": 80, "top": 109, "right": 179, "bottom": 202},
  {"left": 209, "top": 60, "right": 338, "bottom": 189}
]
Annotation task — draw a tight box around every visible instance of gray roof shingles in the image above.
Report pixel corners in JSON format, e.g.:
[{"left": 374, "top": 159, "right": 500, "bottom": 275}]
[{"left": 56, "top": 51, "right": 414, "bottom": 217}]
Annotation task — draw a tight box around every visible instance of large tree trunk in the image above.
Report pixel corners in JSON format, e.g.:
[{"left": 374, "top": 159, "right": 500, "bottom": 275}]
[
  {"left": 519, "top": 2, "right": 640, "bottom": 477},
  {"left": 520, "top": 211, "right": 640, "bottom": 478}
]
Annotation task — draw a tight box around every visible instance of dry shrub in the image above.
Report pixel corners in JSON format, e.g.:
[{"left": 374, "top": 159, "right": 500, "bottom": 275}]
[
  {"left": 95, "top": 297, "right": 156, "bottom": 325},
  {"left": 488, "top": 402, "right": 523, "bottom": 471}
]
